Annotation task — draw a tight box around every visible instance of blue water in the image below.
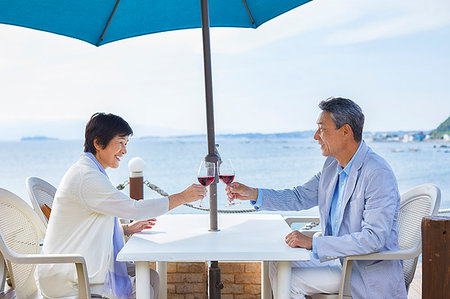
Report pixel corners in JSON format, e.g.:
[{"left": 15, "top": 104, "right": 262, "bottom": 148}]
[{"left": 1, "top": 136, "right": 449, "bottom": 216}]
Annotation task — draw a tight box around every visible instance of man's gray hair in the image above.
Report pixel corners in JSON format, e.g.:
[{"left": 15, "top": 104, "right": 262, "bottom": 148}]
[{"left": 318, "top": 97, "right": 365, "bottom": 142}]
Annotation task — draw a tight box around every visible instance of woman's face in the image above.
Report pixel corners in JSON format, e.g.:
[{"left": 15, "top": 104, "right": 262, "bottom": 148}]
[{"left": 94, "top": 135, "right": 129, "bottom": 169}]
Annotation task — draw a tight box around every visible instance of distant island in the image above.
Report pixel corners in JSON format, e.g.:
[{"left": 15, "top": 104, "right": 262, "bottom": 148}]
[
  {"left": 216, "top": 131, "right": 315, "bottom": 139},
  {"left": 139, "top": 116, "right": 450, "bottom": 143},
  {"left": 140, "top": 131, "right": 316, "bottom": 140},
  {"left": 21, "top": 136, "right": 59, "bottom": 141},
  {"left": 430, "top": 116, "right": 450, "bottom": 139},
  {"left": 364, "top": 115, "right": 449, "bottom": 142},
  {"left": 19, "top": 116, "right": 449, "bottom": 143}
]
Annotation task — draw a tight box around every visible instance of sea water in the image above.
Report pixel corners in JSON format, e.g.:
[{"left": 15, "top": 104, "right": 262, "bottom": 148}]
[{"left": 0, "top": 135, "right": 449, "bottom": 216}]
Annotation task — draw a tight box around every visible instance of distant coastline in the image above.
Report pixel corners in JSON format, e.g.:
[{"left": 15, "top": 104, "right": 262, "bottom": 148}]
[
  {"left": 139, "top": 131, "right": 316, "bottom": 140},
  {"left": 21, "top": 136, "right": 59, "bottom": 141},
  {"left": 141, "top": 116, "right": 450, "bottom": 143},
  {"left": 138, "top": 130, "right": 449, "bottom": 143},
  {"left": 17, "top": 129, "right": 450, "bottom": 143}
]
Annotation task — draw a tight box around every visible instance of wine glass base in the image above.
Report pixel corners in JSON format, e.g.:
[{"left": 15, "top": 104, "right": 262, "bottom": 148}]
[
  {"left": 225, "top": 201, "right": 241, "bottom": 207},
  {"left": 198, "top": 199, "right": 205, "bottom": 208}
]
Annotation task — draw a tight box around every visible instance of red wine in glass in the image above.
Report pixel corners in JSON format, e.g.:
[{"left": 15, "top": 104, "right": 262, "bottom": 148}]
[
  {"left": 219, "top": 159, "right": 238, "bottom": 207},
  {"left": 197, "top": 160, "right": 216, "bottom": 207},
  {"left": 198, "top": 176, "right": 215, "bottom": 186},
  {"left": 219, "top": 175, "right": 235, "bottom": 185}
]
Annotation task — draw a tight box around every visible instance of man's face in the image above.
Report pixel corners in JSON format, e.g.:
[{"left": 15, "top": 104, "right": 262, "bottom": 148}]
[{"left": 313, "top": 111, "right": 345, "bottom": 158}]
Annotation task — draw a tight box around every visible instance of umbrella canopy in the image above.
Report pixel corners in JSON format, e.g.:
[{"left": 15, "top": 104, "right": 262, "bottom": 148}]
[
  {"left": 0, "top": 0, "right": 312, "bottom": 232},
  {"left": 0, "top": 0, "right": 311, "bottom": 46},
  {"left": 2, "top": 1, "right": 313, "bottom": 297}
]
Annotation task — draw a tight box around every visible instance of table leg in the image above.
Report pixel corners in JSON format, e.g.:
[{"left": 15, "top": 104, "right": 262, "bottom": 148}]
[
  {"left": 135, "top": 261, "right": 152, "bottom": 299},
  {"left": 276, "top": 261, "right": 291, "bottom": 299},
  {"left": 156, "top": 261, "right": 167, "bottom": 299},
  {"left": 261, "top": 261, "right": 272, "bottom": 299}
]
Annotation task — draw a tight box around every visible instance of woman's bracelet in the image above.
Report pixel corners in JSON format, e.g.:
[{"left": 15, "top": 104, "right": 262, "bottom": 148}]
[{"left": 124, "top": 224, "right": 132, "bottom": 237}]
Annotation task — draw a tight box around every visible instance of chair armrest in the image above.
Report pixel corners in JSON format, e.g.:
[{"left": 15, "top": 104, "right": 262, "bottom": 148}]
[
  {"left": 337, "top": 246, "right": 421, "bottom": 299},
  {"left": 344, "top": 245, "right": 421, "bottom": 262},
  {"left": 298, "top": 231, "right": 323, "bottom": 238},
  {"left": 284, "top": 216, "right": 320, "bottom": 226},
  {"left": 2, "top": 248, "right": 91, "bottom": 298},
  {"left": 8, "top": 253, "right": 86, "bottom": 264}
]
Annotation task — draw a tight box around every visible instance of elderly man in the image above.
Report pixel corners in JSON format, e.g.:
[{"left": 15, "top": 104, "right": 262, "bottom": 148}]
[{"left": 226, "top": 98, "right": 407, "bottom": 299}]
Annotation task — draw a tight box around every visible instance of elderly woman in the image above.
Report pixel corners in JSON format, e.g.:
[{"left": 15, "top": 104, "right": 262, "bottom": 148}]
[{"left": 37, "top": 113, "right": 206, "bottom": 298}]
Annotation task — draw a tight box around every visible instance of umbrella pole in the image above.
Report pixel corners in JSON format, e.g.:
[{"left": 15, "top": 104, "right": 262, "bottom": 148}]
[
  {"left": 200, "top": 0, "right": 218, "bottom": 232},
  {"left": 201, "top": 1, "right": 223, "bottom": 298}
]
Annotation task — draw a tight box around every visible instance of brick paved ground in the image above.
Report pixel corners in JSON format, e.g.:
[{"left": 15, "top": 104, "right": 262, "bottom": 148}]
[
  {"left": 0, "top": 262, "right": 423, "bottom": 298},
  {"left": 156, "top": 261, "right": 423, "bottom": 299}
]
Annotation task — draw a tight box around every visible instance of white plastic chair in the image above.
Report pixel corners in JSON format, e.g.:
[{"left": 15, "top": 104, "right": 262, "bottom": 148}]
[
  {"left": 307, "top": 184, "right": 441, "bottom": 299},
  {"left": 0, "top": 252, "right": 6, "bottom": 293},
  {"left": 0, "top": 188, "right": 91, "bottom": 298},
  {"left": 284, "top": 216, "right": 321, "bottom": 238},
  {"left": 26, "top": 177, "right": 57, "bottom": 226}
]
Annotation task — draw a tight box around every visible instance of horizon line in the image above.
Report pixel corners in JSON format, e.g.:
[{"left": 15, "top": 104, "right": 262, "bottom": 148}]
[{"left": 1, "top": 129, "right": 438, "bottom": 142}]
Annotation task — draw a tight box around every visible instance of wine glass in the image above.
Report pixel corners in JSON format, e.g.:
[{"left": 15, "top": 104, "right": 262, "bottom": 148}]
[
  {"left": 197, "top": 160, "right": 216, "bottom": 207},
  {"left": 219, "top": 159, "right": 238, "bottom": 206}
]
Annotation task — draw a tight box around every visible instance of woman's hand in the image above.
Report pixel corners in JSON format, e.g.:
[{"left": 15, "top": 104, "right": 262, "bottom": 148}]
[
  {"left": 168, "top": 184, "right": 207, "bottom": 210},
  {"left": 180, "top": 184, "right": 207, "bottom": 203},
  {"left": 125, "top": 218, "right": 157, "bottom": 235}
]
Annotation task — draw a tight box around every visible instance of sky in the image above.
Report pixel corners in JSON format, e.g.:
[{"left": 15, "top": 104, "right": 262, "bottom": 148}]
[{"left": 1, "top": 0, "right": 450, "bottom": 140}]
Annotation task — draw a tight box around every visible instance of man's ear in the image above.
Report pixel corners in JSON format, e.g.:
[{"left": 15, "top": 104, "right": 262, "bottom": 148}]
[{"left": 342, "top": 124, "right": 353, "bottom": 138}]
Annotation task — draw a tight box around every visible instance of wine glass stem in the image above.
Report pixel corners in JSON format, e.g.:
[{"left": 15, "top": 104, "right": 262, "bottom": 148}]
[{"left": 226, "top": 184, "right": 239, "bottom": 206}]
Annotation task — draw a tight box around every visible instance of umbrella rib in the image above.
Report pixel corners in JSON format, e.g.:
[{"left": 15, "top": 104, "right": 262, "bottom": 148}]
[
  {"left": 242, "top": 0, "right": 255, "bottom": 25},
  {"left": 97, "top": 0, "right": 121, "bottom": 45}
]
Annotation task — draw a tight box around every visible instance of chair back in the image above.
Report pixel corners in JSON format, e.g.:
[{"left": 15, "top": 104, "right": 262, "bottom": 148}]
[
  {"left": 26, "top": 177, "right": 57, "bottom": 226},
  {"left": 398, "top": 184, "right": 440, "bottom": 287},
  {"left": 0, "top": 188, "right": 46, "bottom": 298}
]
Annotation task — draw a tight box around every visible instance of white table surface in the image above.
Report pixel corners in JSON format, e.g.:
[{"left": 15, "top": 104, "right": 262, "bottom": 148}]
[{"left": 117, "top": 214, "right": 310, "bottom": 298}]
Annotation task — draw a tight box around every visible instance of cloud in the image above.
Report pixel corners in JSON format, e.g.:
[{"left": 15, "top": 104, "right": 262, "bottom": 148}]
[
  {"left": 209, "top": 0, "right": 359, "bottom": 54},
  {"left": 203, "top": 0, "right": 450, "bottom": 53},
  {"left": 0, "top": 0, "right": 449, "bottom": 138},
  {"left": 325, "top": 0, "right": 450, "bottom": 45}
]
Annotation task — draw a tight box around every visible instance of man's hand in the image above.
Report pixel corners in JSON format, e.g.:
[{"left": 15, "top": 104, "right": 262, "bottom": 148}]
[
  {"left": 127, "top": 218, "right": 157, "bottom": 234},
  {"left": 285, "top": 230, "right": 313, "bottom": 250},
  {"left": 225, "top": 182, "right": 258, "bottom": 204}
]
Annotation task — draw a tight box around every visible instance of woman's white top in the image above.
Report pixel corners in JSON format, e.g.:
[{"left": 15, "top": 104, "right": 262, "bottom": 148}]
[{"left": 37, "top": 154, "right": 169, "bottom": 298}]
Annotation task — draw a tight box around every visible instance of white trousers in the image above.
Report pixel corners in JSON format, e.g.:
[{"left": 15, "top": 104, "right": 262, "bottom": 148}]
[
  {"left": 128, "top": 263, "right": 160, "bottom": 299},
  {"left": 91, "top": 263, "right": 160, "bottom": 299},
  {"left": 269, "top": 258, "right": 342, "bottom": 299}
]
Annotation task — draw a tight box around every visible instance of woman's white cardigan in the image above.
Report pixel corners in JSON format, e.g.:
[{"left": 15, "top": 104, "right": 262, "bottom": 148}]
[{"left": 37, "top": 154, "right": 169, "bottom": 298}]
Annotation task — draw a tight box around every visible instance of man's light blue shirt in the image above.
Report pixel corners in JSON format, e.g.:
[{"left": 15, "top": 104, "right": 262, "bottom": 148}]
[
  {"left": 312, "top": 141, "right": 363, "bottom": 258},
  {"left": 250, "top": 190, "right": 263, "bottom": 208},
  {"left": 251, "top": 142, "right": 364, "bottom": 259}
]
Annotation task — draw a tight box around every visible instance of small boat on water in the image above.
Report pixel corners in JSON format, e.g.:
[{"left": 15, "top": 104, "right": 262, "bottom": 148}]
[{"left": 391, "top": 148, "right": 404, "bottom": 152}]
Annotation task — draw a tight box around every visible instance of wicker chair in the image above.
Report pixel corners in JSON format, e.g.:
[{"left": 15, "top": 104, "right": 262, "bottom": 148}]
[
  {"left": 0, "top": 188, "right": 91, "bottom": 298},
  {"left": 25, "top": 177, "right": 57, "bottom": 227}
]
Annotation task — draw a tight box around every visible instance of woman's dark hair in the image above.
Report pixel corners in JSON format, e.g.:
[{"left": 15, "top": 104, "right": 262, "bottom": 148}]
[{"left": 84, "top": 113, "right": 133, "bottom": 154}]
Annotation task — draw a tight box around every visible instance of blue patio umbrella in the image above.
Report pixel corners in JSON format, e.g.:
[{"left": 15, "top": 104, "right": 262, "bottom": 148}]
[
  {"left": 1, "top": 0, "right": 312, "bottom": 295},
  {"left": 0, "top": 0, "right": 311, "bottom": 46}
]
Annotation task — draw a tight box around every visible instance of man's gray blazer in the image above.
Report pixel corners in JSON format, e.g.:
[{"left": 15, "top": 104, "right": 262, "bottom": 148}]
[{"left": 260, "top": 142, "right": 408, "bottom": 299}]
